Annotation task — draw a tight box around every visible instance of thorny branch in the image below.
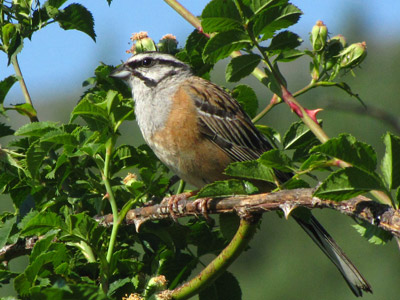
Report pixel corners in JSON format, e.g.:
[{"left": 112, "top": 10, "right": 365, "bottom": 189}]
[{"left": 2, "top": 188, "right": 398, "bottom": 263}]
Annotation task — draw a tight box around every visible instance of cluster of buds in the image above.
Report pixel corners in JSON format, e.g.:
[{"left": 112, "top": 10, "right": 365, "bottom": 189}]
[
  {"left": 310, "top": 21, "right": 367, "bottom": 73},
  {"left": 126, "top": 32, "right": 178, "bottom": 55}
]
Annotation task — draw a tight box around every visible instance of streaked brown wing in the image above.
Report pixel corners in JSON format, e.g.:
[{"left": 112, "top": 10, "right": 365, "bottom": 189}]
[{"left": 182, "top": 77, "right": 273, "bottom": 162}]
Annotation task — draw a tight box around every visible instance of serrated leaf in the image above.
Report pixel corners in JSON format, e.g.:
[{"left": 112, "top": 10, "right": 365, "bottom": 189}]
[
  {"left": 21, "top": 212, "right": 64, "bottom": 236},
  {"left": 200, "top": 271, "right": 242, "bottom": 300},
  {"left": 249, "top": 0, "right": 288, "bottom": 15},
  {"left": 7, "top": 32, "right": 23, "bottom": 65},
  {"left": 300, "top": 154, "right": 330, "bottom": 171},
  {"left": 224, "top": 160, "right": 275, "bottom": 182},
  {"left": 252, "top": 4, "right": 302, "bottom": 39},
  {"left": 311, "top": 133, "right": 377, "bottom": 172},
  {"left": 203, "top": 30, "right": 251, "bottom": 63},
  {"left": 283, "top": 120, "right": 321, "bottom": 149},
  {"left": 8, "top": 103, "right": 37, "bottom": 119},
  {"left": 231, "top": 84, "right": 258, "bottom": 118},
  {"left": 226, "top": 54, "right": 261, "bottom": 82},
  {"left": 0, "top": 216, "right": 17, "bottom": 249},
  {"left": 267, "top": 30, "right": 302, "bottom": 54},
  {"left": 381, "top": 132, "right": 400, "bottom": 190},
  {"left": 258, "top": 149, "right": 293, "bottom": 172},
  {"left": 26, "top": 140, "right": 53, "bottom": 178},
  {"left": 275, "top": 48, "right": 304, "bottom": 62},
  {"left": 56, "top": 3, "right": 96, "bottom": 41},
  {"left": 352, "top": 221, "right": 392, "bottom": 245},
  {"left": 197, "top": 179, "right": 258, "bottom": 198},
  {"left": 0, "top": 123, "right": 15, "bottom": 138},
  {"left": 314, "top": 167, "right": 385, "bottom": 201},
  {"left": 14, "top": 121, "right": 58, "bottom": 137},
  {"left": 255, "top": 124, "right": 281, "bottom": 147},
  {"left": 201, "top": 0, "right": 242, "bottom": 33},
  {"left": 0, "top": 75, "right": 18, "bottom": 105}
]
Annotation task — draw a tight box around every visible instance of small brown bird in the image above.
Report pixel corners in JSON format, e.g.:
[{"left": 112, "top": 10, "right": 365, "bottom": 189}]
[{"left": 111, "top": 51, "right": 372, "bottom": 296}]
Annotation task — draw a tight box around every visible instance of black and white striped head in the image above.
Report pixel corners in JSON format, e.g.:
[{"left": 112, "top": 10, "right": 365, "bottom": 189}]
[{"left": 111, "top": 52, "right": 192, "bottom": 88}]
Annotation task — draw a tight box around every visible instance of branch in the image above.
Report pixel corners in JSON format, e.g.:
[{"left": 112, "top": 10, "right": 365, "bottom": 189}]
[
  {"left": 2, "top": 189, "right": 398, "bottom": 263},
  {"left": 99, "top": 188, "right": 399, "bottom": 237}
]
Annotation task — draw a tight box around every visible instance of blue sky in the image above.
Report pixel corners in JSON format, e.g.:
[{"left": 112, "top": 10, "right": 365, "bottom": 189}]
[{"left": 1, "top": 0, "right": 400, "bottom": 106}]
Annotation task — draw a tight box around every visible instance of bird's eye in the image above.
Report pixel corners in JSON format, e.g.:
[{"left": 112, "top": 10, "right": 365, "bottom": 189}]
[{"left": 142, "top": 58, "right": 154, "bottom": 67}]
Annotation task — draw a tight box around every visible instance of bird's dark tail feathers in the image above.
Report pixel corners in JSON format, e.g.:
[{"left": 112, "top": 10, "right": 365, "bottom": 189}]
[{"left": 294, "top": 214, "right": 372, "bottom": 297}]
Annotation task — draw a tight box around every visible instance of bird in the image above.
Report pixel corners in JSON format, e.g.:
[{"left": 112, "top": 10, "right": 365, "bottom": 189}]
[{"left": 110, "top": 51, "right": 372, "bottom": 296}]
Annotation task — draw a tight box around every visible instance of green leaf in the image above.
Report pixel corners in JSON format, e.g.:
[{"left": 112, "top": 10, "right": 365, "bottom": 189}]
[
  {"left": 21, "top": 212, "right": 64, "bottom": 236},
  {"left": 255, "top": 124, "right": 281, "bottom": 147},
  {"left": 314, "top": 167, "right": 385, "bottom": 201},
  {"left": 224, "top": 160, "right": 275, "bottom": 182},
  {"left": 226, "top": 54, "right": 261, "bottom": 82},
  {"left": 249, "top": 0, "right": 288, "bottom": 15},
  {"left": 41, "top": 130, "right": 79, "bottom": 146},
  {"left": 311, "top": 133, "right": 377, "bottom": 172},
  {"left": 7, "top": 32, "right": 24, "bottom": 65},
  {"left": 267, "top": 30, "right": 302, "bottom": 54},
  {"left": 352, "top": 221, "right": 392, "bottom": 245},
  {"left": 26, "top": 140, "right": 53, "bottom": 178},
  {"left": 0, "top": 216, "right": 17, "bottom": 249},
  {"left": 203, "top": 30, "right": 251, "bottom": 63},
  {"left": 283, "top": 120, "right": 320, "bottom": 150},
  {"left": 275, "top": 48, "right": 304, "bottom": 62},
  {"left": 56, "top": 4, "right": 96, "bottom": 41},
  {"left": 219, "top": 214, "right": 240, "bottom": 242},
  {"left": 0, "top": 123, "right": 15, "bottom": 138},
  {"left": 197, "top": 179, "right": 258, "bottom": 198},
  {"left": 0, "top": 75, "right": 18, "bottom": 106},
  {"left": 201, "top": 0, "right": 242, "bottom": 33},
  {"left": 14, "top": 121, "right": 58, "bottom": 137},
  {"left": 252, "top": 4, "right": 302, "bottom": 39},
  {"left": 231, "top": 84, "right": 258, "bottom": 118},
  {"left": 300, "top": 154, "right": 330, "bottom": 171},
  {"left": 381, "top": 132, "right": 400, "bottom": 190},
  {"left": 258, "top": 150, "right": 293, "bottom": 172},
  {"left": 200, "top": 271, "right": 242, "bottom": 300}
]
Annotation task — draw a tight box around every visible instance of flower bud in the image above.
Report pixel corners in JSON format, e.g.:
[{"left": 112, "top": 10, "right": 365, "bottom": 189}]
[
  {"left": 158, "top": 34, "right": 178, "bottom": 54},
  {"left": 323, "top": 35, "right": 347, "bottom": 71},
  {"left": 330, "top": 34, "right": 347, "bottom": 48},
  {"left": 127, "top": 32, "right": 157, "bottom": 54},
  {"left": 339, "top": 41, "right": 367, "bottom": 68},
  {"left": 310, "top": 20, "right": 328, "bottom": 51}
]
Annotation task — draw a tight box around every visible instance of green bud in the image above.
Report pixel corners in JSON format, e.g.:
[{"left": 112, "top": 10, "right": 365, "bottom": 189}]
[
  {"left": 339, "top": 42, "right": 367, "bottom": 68},
  {"left": 128, "top": 32, "right": 157, "bottom": 54},
  {"left": 323, "top": 35, "right": 347, "bottom": 71},
  {"left": 330, "top": 34, "right": 347, "bottom": 48},
  {"left": 310, "top": 20, "right": 328, "bottom": 51},
  {"left": 157, "top": 34, "right": 178, "bottom": 54}
]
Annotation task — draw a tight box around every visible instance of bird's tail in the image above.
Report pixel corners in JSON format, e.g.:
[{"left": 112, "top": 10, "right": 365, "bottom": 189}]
[{"left": 293, "top": 214, "right": 372, "bottom": 297}]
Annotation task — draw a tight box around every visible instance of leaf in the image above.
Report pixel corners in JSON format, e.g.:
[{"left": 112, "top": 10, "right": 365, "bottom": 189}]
[
  {"left": 381, "top": 132, "right": 400, "bottom": 190},
  {"left": 199, "top": 271, "right": 242, "bottom": 300},
  {"left": 226, "top": 53, "right": 261, "bottom": 82},
  {"left": 311, "top": 133, "right": 377, "bottom": 172},
  {"left": 249, "top": 0, "right": 288, "bottom": 15},
  {"left": 14, "top": 121, "right": 59, "bottom": 136},
  {"left": 275, "top": 48, "right": 304, "bottom": 62},
  {"left": 300, "top": 154, "right": 330, "bottom": 171},
  {"left": 252, "top": 4, "right": 302, "bottom": 39},
  {"left": 283, "top": 120, "right": 320, "bottom": 149},
  {"left": 0, "top": 75, "right": 18, "bottom": 106},
  {"left": 197, "top": 179, "right": 258, "bottom": 198},
  {"left": 352, "top": 221, "right": 392, "bottom": 245},
  {"left": 255, "top": 124, "right": 281, "bottom": 147},
  {"left": 231, "top": 85, "right": 258, "bottom": 118},
  {"left": 258, "top": 150, "right": 293, "bottom": 172},
  {"left": 7, "top": 32, "right": 24, "bottom": 64},
  {"left": 201, "top": 0, "right": 242, "bottom": 33},
  {"left": 314, "top": 167, "right": 386, "bottom": 201},
  {"left": 26, "top": 140, "right": 53, "bottom": 178},
  {"left": 21, "top": 212, "right": 64, "bottom": 236},
  {"left": 203, "top": 30, "right": 251, "bottom": 63},
  {"left": 0, "top": 216, "right": 17, "bottom": 249},
  {"left": 224, "top": 160, "right": 275, "bottom": 182},
  {"left": 56, "top": 4, "right": 96, "bottom": 41},
  {"left": 267, "top": 30, "right": 302, "bottom": 54},
  {"left": 0, "top": 123, "right": 14, "bottom": 138}
]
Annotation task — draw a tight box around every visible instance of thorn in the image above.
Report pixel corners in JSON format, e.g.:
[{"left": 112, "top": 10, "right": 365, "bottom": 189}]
[
  {"left": 287, "top": 100, "right": 303, "bottom": 118},
  {"left": 279, "top": 202, "right": 298, "bottom": 219},
  {"left": 304, "top": 108, "right": 323, "bottom": 123}
]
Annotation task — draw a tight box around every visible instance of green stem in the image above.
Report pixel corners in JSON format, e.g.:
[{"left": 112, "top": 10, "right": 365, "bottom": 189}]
[
  {"left": 163, "top": 0, "right": 201, "bottom": 29},
  {"left": 103, "top": 138, "right": 119, "bottom": 263},
  {"left": 171, "top": 217, "right": 259, "bottom": 300},
  {"left": 11, "top": 55, "right": 38, "bottom": 122},
  {"left": 176, "top": 179, "right": 186, "bottom": 195}
]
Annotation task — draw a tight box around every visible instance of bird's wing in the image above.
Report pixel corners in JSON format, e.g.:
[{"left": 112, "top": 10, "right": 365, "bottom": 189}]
[{"left": 183, "top": 77, "right": 272, "bottom": 162}]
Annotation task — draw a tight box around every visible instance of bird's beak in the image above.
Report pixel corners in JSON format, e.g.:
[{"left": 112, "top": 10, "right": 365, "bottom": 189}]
[{"left": 110, "top": 64, "right": 131, "bottom": 80}]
